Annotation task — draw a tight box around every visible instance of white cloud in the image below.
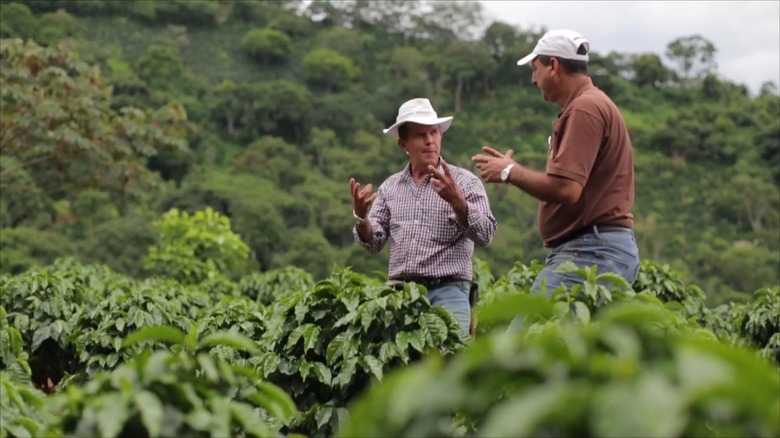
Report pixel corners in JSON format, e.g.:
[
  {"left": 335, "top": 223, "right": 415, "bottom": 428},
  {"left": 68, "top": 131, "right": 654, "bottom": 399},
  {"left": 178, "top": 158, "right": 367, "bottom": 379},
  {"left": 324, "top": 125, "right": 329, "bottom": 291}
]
[{"left": 479, "top": 0, "right": 780, "bottom": 93}]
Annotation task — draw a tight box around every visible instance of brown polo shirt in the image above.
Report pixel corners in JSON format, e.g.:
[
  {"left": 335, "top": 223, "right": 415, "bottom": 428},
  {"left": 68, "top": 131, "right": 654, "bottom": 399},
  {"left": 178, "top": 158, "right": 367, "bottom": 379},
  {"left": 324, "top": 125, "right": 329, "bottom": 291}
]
[{"left": 539, "top": 78, "right": 635, "bottom": 247}]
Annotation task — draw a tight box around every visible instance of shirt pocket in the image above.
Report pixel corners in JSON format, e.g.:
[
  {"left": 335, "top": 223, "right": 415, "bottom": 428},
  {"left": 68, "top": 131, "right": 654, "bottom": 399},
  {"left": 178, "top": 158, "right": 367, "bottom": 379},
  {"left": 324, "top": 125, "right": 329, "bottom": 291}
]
[{"left": 425, "top": 202, "right": 460, "bottom": 245}]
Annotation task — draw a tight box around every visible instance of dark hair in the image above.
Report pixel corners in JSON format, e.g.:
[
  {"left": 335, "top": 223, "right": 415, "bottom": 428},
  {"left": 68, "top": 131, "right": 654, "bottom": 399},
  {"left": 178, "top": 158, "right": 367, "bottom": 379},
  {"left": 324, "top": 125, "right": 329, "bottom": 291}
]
[
  {"left": 536, "top": 43, "right": 589, "bottom": 75},
  {"left": 398, "top": 123, "right": 409, "bottom": 140}
]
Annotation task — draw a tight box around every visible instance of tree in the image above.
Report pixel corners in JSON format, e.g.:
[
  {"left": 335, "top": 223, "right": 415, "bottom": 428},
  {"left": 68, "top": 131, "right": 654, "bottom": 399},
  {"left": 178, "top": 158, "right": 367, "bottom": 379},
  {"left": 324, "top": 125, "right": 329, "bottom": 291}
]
[
  {"left": 232, "top": 136, "right": 310, "bottom": 188},
  {"left": 665, "top": 34, "right": 717, "bottom": 86},
  {"left": 242, "top": 80, "right": 314, "bottom": 143},
  {"left": 241, "top": 28, "right": 293, "bottom": 65},
  {"left": 0, "top": 39, "right": 188, "bottom": 198},
  {"left": 631, "top": 53, "right": 671, "bottom": 88},
  {"left": 143, "top": 207, "right": 250, "bottom": 284},
  {"left": 0, "top": 2, "right": 38, "bottom": 40},
  {"left": 36, "top": 9, "right": 81, "bottom": 46},
  {"left": 441, "top": 41, "right": 497, "bottom": 111},
  {"left": 302, "top": 48, "right": 360, "bottom": 92},
  {"left": 209, "top": 80, "right": 245, "bottom": 137}
]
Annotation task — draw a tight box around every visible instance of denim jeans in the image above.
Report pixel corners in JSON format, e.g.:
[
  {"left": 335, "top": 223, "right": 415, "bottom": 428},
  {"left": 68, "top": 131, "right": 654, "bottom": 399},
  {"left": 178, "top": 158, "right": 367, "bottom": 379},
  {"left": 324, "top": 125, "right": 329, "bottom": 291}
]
[
  {"left": 532, "top": 226, "right": 640, "bottom": 295},
  {"left": 508, "top": 226, "right": 639, "bottom": 332},
  {"left": 427, "top": 280, "right": 471, "bottom": 334}
]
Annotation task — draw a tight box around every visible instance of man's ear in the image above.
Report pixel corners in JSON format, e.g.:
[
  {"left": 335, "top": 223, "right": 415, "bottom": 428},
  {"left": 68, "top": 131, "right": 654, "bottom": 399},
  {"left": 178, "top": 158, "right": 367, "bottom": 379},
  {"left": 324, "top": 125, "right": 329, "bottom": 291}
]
[{"left": 397, "top": 138, "right": 407, "bottom": 153}]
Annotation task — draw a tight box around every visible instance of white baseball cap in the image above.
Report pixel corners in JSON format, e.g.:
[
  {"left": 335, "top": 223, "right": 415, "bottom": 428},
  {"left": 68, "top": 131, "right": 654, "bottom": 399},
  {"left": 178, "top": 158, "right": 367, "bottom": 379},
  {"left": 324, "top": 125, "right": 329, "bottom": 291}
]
[
  {"left": 383, "top": 98, "right": 453, "bottom": 139},
  {"left": 517, "top": 29, "right": 590, "bottom": 66}
]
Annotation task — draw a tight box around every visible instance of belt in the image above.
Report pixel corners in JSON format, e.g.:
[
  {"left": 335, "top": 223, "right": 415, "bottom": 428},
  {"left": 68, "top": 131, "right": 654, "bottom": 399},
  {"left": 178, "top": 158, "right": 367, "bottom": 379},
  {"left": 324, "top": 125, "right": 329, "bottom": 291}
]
[
  {"left": 548, "top": 224, "right": 630, "bottom": 248},
  {"left": 390, "top": 275, "right": 466, "bottom": 288}
]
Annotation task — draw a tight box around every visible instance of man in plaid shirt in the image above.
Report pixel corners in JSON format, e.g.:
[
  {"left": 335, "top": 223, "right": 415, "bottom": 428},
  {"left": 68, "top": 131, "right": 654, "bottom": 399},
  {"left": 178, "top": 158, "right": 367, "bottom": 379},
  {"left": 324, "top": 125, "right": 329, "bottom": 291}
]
[{"left": 350, "top": 98, "right": 497, "bottom": 333}]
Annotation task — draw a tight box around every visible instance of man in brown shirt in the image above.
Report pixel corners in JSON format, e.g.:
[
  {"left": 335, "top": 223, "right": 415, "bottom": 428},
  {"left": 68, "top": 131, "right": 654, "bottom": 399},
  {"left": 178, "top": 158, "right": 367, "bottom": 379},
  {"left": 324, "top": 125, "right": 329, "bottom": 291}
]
[{"left": 472, "top": 29, "right": 640, "bottom": 296}]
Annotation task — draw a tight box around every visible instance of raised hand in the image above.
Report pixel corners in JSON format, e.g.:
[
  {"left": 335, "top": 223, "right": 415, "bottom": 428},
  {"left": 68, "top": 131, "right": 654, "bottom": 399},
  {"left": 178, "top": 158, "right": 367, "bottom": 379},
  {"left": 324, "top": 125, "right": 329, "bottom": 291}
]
[
  {"left": 472, "top": 146, "right": 516, "bottom": 183},
  {"left": 428, "top": 159, "right": 463, "bottom": 205},
  {"left": 350, "top": 178, "right": 377, "bottom": 219}
]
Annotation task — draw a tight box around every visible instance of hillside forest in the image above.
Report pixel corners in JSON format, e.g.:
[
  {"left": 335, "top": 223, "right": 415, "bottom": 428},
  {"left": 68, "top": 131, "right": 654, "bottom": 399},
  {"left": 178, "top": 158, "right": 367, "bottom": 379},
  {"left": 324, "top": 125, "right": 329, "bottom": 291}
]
[{"left": 1, "top": 0, "right": 779, "bottom": 304}]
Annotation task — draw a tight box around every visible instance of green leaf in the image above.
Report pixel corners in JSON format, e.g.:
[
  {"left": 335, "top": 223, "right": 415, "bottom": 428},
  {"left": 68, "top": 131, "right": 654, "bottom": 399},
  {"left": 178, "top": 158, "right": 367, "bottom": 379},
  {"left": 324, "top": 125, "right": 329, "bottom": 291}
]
[
  {"left": 230, "top": 401, "right": 273, "bottom": 438},
  {"left": 122, "top": 325, "right": 185, "bottom": 348},
  {"left": 335, "top": 357, "right": 358, "bottom": 388},
  {"left": 379, "top": 342, "right": 397, "bottom": 362},
  {"left": 591, "top": 373, "right": 686, "bottom": 438},
  {"left": 408, "top": 330, "right": 425, "bottom": 353},
  {"left": 259, "top": 353, "right": 281, "bottom": 378},
  {"left": 199, "top": 332, "right": 260, "bottom": 355},
  {"left": 419, "top": 313, "right": 448, "bottom": 343},
  {"left": 135, "top": 390, "right": 164, "bottom": 438},
  {"left": 573, "top": 301, "right": 591, "bottom": 324},
  {"left": 326, "top": 332, "right": 351, "bottom": 365},
  {"left": 480, "top": 383, "right": 569, "bottom": 437},
  {"left": 209, "top": 398, "right": 232, "bottom": 438},
  {"left": 299, "top": 361, "right": 312, "bottom": 380},
  {"left": 363, "top": 355, "right": 383, "bottom": 381},
  {"left": 142, "top": 351, "right": 170, "bottom": 385},
  {"left": 333, "top": 311, "right": 357, "bottom": 328},
  {"left": 360, "top": 301, "right": 378, "bottom": 332},
  {"left": 183, "top": 321, "right": 202, "bottom": 351},
  {"left": 312, "top": 362, "right": 332, "bottom": 386},
  {"left": 197, "top": 354, "right": 219, "bottom": 382},
  {"left": 286, "top": 325, "right": 306, "bottom": 350},
  {"left": 97, "top": 393, "right": 130, "bottom": 438},
  {"left": 302, "top": 325, "right": 320, "bottom": 353},
  {"left": 316, "top": 405, "right": 333, "bottom": 430},
  {"left": 248, "top": 381, "right": 299, "bottom": 424}
]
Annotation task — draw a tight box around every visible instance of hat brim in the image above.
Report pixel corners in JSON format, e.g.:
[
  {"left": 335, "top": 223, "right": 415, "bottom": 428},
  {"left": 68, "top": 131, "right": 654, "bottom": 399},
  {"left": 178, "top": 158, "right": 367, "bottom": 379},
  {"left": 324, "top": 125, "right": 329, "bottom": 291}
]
[
  {"left": 383, "top": 116, "right": 454, "bottom": 139},
  {"left": 517, "top": 52, "right": 537, "bottom": 66}
]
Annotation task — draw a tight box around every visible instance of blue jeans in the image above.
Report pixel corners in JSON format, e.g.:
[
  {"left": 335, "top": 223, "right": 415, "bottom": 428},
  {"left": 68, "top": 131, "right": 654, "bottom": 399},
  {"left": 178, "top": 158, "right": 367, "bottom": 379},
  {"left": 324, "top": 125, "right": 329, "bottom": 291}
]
[
  {"left": 427, "top": 280, "right": 471, "bottom": 334},
  {"left": 532, "top": 226, "right": 640, "bottom": 295},
  {"left": 508, "top": 226, "right": 639, "bottom": 332}
]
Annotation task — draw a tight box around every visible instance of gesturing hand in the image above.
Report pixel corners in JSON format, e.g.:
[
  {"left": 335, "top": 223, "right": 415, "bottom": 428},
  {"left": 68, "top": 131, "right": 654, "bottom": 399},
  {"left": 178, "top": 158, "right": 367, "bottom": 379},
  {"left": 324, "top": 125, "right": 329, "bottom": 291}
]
[
  {"left": 428, "top": 159, "right": 464, "bottom": 205},
  {"left": 471, "top": 146, "right": 516, "bottom": 183},
  {"left": 349, "top": 178, "right": 377, "bottom": 219}
]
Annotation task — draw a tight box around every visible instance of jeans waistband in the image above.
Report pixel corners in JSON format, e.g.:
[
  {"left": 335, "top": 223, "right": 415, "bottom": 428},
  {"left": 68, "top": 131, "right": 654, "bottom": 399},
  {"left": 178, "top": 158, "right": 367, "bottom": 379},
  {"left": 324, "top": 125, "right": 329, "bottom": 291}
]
[
  {"left": 389, "top": 276, "right": 468, "bottom": 288},
  {"left": 549, "top": 224, "right": 631, "bottom": 247}
]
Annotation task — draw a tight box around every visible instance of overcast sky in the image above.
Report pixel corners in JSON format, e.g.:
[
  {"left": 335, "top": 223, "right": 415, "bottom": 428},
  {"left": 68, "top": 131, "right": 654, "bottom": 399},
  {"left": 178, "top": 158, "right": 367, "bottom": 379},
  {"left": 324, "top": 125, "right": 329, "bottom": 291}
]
[{"left": 480, "top": 1, "right": 780, "bottom": 94}]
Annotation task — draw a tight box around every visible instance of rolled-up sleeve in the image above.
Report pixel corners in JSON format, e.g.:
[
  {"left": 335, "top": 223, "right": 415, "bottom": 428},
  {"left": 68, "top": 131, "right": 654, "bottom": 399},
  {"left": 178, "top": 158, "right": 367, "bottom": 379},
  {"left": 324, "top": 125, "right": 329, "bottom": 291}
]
[
  {"left": 450, "top": 175, "right": 497, "bottom": 247},
  {"left": 353, "top": 185, "right": 390, "bottom": 254}
]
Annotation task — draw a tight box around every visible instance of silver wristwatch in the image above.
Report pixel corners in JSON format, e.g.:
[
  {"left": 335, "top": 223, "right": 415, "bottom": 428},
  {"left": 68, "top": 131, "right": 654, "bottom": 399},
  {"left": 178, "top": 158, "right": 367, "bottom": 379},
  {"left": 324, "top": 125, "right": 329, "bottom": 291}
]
[{"left": 500, "top": 163, "right": 516, "bottom": 183}]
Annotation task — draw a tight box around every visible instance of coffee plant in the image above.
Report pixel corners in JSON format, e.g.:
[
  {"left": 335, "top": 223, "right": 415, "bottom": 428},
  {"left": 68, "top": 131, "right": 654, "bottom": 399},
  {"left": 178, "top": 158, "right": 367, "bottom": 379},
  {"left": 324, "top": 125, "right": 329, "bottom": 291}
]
[
  {"left": 47, "top": 326, "right": 297, "bottom": 438},
  {"left": 253, "top": 268, "right": 467, "bottom": 437},
  {"left": 237, "top": 266, "right": 314, "bottom": 305},
  {"left": 196, "top": 295, "right": 267, "bottom": 364},
  {"left": 340, "top": 295, "right": 780, "bottom": 438},
  {"left": 0, "top": 261, "right": 109, "bottom": 392},
  {"left": 736, "top": 286, "right": 780, "bottom": 363},
  {"left": 2, "top": 206, "right": 775, "bottom": 438},
  {"left": 70, "top": 278, "right": 196, "bottom": 379}
]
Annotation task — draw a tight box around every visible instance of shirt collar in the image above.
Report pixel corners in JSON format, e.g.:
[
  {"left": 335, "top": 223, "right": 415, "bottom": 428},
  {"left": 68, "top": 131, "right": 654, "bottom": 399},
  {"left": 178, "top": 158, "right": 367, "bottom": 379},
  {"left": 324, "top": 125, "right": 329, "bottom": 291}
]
[{"left": 558, "top": 77, "right": 595, "bottom": 117}]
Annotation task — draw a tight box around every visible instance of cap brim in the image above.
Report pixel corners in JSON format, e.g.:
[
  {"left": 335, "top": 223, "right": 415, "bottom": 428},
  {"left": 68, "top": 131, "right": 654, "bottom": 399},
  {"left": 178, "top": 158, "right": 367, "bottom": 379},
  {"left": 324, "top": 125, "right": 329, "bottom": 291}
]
[
  {"left": 517, "top": 52, "right": 536, "bottom": 66},
  {"left": 383, "top": 116, "right": 454, "bottom": 139}
]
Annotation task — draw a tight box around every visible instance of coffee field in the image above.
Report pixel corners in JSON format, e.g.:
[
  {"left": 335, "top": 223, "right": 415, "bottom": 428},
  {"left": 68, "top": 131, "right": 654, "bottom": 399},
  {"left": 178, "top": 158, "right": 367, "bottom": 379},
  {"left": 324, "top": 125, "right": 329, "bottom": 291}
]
[{"left": 1, "top": 209, "right": 778, "bottom": 438}]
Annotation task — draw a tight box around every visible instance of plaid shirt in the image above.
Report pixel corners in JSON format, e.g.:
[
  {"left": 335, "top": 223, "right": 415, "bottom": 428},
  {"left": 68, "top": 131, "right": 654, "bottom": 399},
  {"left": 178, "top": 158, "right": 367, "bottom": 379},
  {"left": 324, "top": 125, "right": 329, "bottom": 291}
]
[{"left": 353, "top": 163, "right": 497, "bottom": 281}]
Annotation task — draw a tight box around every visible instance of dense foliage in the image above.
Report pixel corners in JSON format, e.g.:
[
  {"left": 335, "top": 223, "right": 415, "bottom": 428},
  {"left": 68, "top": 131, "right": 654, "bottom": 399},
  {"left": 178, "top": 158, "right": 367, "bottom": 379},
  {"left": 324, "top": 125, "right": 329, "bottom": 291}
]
[
  {"left": 0, "top": 0, "right": 776, "bottom": 305},
  {"left": 0, "top": 209, "right": 777, "bottom": 437},
  {"left": 1, "top": 1, "right": 778, "bottom": 436}
]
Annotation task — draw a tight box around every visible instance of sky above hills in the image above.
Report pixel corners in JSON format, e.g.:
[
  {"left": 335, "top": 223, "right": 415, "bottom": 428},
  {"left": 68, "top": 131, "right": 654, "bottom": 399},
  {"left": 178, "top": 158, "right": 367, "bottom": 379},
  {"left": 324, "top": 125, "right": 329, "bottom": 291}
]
[{"left": 480, "top": 0, "right": 780, "bottom": 95}]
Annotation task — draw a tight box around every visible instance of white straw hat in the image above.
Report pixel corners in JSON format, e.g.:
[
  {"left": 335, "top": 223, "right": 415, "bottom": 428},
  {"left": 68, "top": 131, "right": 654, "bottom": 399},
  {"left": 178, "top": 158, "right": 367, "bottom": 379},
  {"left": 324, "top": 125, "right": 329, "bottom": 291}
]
[{"left": 382, "top": 98, "right": 453, "bottom": 139}]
